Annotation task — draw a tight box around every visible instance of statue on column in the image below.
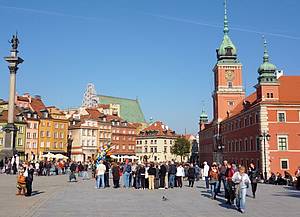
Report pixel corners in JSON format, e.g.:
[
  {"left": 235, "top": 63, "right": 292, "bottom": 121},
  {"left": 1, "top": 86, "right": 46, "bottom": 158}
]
[{"left": 9, "top": 33, "right": 19, "bottom": 50}]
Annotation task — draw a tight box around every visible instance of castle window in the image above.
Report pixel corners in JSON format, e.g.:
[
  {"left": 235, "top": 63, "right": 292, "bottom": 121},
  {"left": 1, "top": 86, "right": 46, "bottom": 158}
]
[
  {"left": 228, "top": 81, "right": 233, "bottom": 88},
  {"left": 277, "top": 112, "right": 286, "bottom": 122},
  {"left": 278, "top": 136, "right": 288, "bottom": 151},
  {"left": 228, "top": 101, "right": 234, "bottom": 106},
  {"left": 280, "top": 159, "right": 289, "bottom": 170}
]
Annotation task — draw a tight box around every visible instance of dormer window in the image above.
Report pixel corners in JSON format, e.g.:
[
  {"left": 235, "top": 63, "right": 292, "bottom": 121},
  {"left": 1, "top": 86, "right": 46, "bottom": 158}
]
[
  {"left": 27, "top": 113, "right": 31, "bottom": 118},
  {"left": 225, "top": 47, "right": 232, "bottom": 56},
  {"left": 33, "top": 114, "right": 37, "bottom": 119}
]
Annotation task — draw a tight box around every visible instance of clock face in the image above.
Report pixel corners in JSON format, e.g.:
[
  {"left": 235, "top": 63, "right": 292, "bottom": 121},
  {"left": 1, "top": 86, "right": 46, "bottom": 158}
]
[{"left": 225, "top": 70, "right": 234, "bottom": 81}]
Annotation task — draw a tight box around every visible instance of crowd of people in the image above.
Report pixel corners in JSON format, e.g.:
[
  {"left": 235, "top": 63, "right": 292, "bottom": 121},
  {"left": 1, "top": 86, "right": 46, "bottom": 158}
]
[{"left": 1, "top": 155, "right": 300, "bottom": 212}]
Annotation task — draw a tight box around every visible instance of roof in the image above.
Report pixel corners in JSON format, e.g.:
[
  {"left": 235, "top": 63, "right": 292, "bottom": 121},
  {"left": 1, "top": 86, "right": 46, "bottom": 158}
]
[
  {"left": 139, "top": 121, "right": 177, "bottom": 137},
  {"left": 30, "top": 98, "right": 47, "bottom": 117},
  {"left": 99, "top": 95, "right": 146, "bottom": 123},
  {"left": 278, "top": 76, "right": 300, "bottom": 103}
]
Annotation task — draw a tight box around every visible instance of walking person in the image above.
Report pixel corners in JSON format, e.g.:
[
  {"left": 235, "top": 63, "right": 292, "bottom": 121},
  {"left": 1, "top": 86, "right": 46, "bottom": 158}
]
[
  {"left": 217, "top": 160, "right": 228, "bottom": 193},
  {"left": 176, "top": 164, "right": 184, "bottom": 188},
  {"left": 187, "top": 164, "right": 196, "bottom": 187},
  {"left": 96, "top": 160, "right": 106, "bottom": 189},
  {"left": 148, "top": 163, "right": 156, "bottom": 190},
  {"left": 209, "top": 163, "right": 219, "bottom": 199},
  {"left": 203, "top": 161, "right": 210, "bottom": 188},
  {"left": 225, "top": 163, "right": 235, "bottom": 205},
  {"left": 111, "top": 162, "right": 120, "bottom": 188},
  {"left": 248, "top": 163, "right": 259, "bottom": 198},
  {"left": 232, "top": 166, "right": 251, "bottom": 213}
]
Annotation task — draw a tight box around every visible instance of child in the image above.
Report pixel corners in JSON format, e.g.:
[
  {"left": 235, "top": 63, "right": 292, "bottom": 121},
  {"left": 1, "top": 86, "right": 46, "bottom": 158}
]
[{"left": 16, "top": 169, "right": 26, "bottom": 196}]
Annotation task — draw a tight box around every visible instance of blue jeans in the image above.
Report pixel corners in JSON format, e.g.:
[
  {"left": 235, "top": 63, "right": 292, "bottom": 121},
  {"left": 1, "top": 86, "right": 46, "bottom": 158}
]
[
  {"left": 210, "top": 181, "right": 218, "bottom": 198},
  {"left": 217, "top": 176, "right": 226, "bottom": 192},
  {"left": 169, "top": 174, "right": 175, "bottom": 188},
  {"left": 205, "top": 176, "right": 209, "bottom": 188},
  {"left": 124, "top": 172, "right": 130, "bottom": 188},
  {"left": 236, "top": 188, "right": 247, "bottom": 211},
  {"left": 96, "top": 175, "right": 105, "bottom": 189}
]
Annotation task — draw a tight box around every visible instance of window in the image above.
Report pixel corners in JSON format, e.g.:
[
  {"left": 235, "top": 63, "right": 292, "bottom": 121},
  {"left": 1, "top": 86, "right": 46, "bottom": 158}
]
[
  {"left": 33, "top": 133, "right": 37, "bottom": 139},
  {"left": 0, "top": 137, "right": 3, "bottom": 145},
  {"left": 145, "top": 147, "right": 148, "bottom": 153},
  {"left": 170, "top": 140, "right": 173, "bottom": 145},
  {"left": 228, "top": 101, "right": 234, "bottom": 106},
  {"left": 122, "top": 145, "right": 125, "bottom": 150},
  {"left": 55, "top": 123, "right": 59, "bottom": 129},
  {"left": 164, "top": 146, "right": 167, "bottom": 153},
  {"left": 54, "top": 132, "right": 58, "bottom": 139},
  {"left": 18, "top": 126, "right": 24, "bottom": 133},
  {"left": 46, "top": 131, "right": 51, "bottom": 138},
  {"left": 27, "top": 132, "right": 31, "bottom": 139},
  {"left": 228, "top": 82, "right": 233, "bottom": 88},
  {"left": 280, "top": 159, "right": 289, "bottom": 170},
  {"left": 278, "top": 136, "right": 288, "bottom": 151},
  {"left": 17, "top": 138, "right": 22, "bottom": 146},
  {"left": 154, "top": 140, "right": 157, "bottom": 144},
  {"left": 278, "top": 112, "right": 286, "bottom": 122},
  {"left": 151, "top": 140, "right": 153, "bottom": 144},
  {"left": 40, "top": 131, "right": 44, "bottom": 137},
  {"left": 164, "top": 140, "right": 167, "bottom": 144},
  {"left": 46, "top": 142, "right": 50, "bottom": 148},
  {"left": 256, "top": 137, "right": 260, "bottom": 151},
  {"left": 59, "top": 142, "right": 63, "bottom": 148},
  {"left": 40, "top": 142, "right": 44, "bottom": 147},
  {"left": 145, "top": 140, "right": 147, "bottom": 145}
]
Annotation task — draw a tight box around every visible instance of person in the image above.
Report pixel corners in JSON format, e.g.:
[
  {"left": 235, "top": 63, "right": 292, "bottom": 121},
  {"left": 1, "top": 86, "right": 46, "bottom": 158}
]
[
  {"left": 248, "top": 163, "right": 259, "bottom": 198},
  {"left": 284, "top": 171, "right": 293, "bottom": 186},
  {"left": 111, "top": 162, "right": 120, "bottom": 188},
  {"left": 195, "top": 164, "right": 200, "bottom": 181},
  {"left": 209, "top": 163, "right": 219, "bottom": 199},
  {"left": 148, "top": 163, "right": 156, "bottom": 190},
  {"left": 295, "top": 166, "right": 300, "bottom": 190},
  {"left": 187, "top": 164, "right": 196, "bottom": 187},
  {"left": 16, "top": 169, "right": 26, "bottom": 196},
  {"left": 168, "top": 161, "right": 176, "bottom": 188},
  {"left": 176, "top": 164, "right": 184, "bottom": 188},
  {"left": 96, "top": 160, "right": 106, "bottom": 189},
  {"left": 232, "top": 166, "right": 251, "bottom": 213},
  {"left": 225, "top": 163, "right": 235, "bottom": 205},
  {"left": 25, "top": 163, "right": 34, "bottom": 197},
  {"left": 138, "top": 164, "right": 146, "bottom": 189},
  {"left": 82, "top": 163, "right": 89, "bottom": 180},
  {"left": 103, "top": 160, "right": 110, "bottom": 187},
  {"left": 159, "top": 163, "right": 167, "bottom": 189},
  {"left": 123, "top": 161, "right": 132, "bottom": 188},
  {"left": 203, "top": 161, "right": 210, "bottom": 188},
  {"left": 217, "top": 160, "right": 228, "bottom": 193},
  {"left": 69, "top": 161, "right": 77, "bottom": 182}
]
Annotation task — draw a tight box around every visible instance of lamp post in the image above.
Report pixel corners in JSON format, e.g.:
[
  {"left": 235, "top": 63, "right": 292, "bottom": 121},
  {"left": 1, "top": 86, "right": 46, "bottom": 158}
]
[
  {"left": 217, "top": 144, "right": 225, "bottom": 163},
  {"left": 259, "top": 131, "right": 271, "bottom": 181}
]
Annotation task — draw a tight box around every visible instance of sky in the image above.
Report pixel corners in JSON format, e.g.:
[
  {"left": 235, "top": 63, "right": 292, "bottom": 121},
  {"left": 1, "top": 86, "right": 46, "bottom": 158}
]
[{"left": 0, "top": 0, "right": 299, "bottom": 135}]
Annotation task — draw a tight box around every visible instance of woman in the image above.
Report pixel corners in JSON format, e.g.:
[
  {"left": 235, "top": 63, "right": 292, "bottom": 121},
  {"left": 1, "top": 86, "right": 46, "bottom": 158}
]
[
  {"left": 111, "top": 162, "right": 120, "bottom": 188},
  {"left": 187, "top": 164, "right": 196, "bottom": 187},
  {"left": 176, "top": 164, "right": 185, "bottom": 188},
  {"left": 225, "top": 163, "right": 235, "bottom": 204},
  {"left": 209, "top": 163, "right": 219, "bottom": 199},
  {"left": 248, "top": 163, "right": 259, "bottom": 198},
  {"left": 16, "top": 169, "right": 26, "bottom": 196},
  {"left": 232, "top": 166, "right": 251, "bottom": 213}
]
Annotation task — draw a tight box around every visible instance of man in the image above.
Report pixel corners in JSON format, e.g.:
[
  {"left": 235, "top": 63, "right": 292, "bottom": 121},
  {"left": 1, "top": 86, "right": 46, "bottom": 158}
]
[
  {"left": 159, "top": 163, "right": 167, "bottom": 189},
  {"left": 217, "top": 160, "right": 228, "bottom": 193},
  {"left": 123, "top": 161, "right": 132, "bottom": 188},
  {"left": 96, "top": 160, "right": 106, "bottom": 189},
  {"left": 25, "top": 163, "right": 34, "bottom": 196},
  {"left": 203, "top": 161, "right": 210, "bottom": 189},
  {"left": 168, "top": 161, "right": 177, "bottom": 188},
  {"left": 103, "top": 160, "right": 110, "bottom": 187},
  {"left": 69, "top": 161, "right": 77, "bottom": 182}
]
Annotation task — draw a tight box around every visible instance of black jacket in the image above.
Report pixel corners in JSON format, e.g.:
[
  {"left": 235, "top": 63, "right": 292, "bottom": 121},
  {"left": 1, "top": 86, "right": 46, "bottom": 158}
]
[
  {"left": 169, "top": 164, "right": 177, "bottom": 175},
  {"left": 160, "top": 165, "right": 167, "bottom": 176},
  {"left": 148, "top": 167, "right": 156, "bottom": 176}
]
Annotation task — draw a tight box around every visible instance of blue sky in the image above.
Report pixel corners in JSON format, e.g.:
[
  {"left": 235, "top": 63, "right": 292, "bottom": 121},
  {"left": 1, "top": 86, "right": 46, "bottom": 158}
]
[{"left": 0, "top": 0, "right": 299, "bottom": 134}]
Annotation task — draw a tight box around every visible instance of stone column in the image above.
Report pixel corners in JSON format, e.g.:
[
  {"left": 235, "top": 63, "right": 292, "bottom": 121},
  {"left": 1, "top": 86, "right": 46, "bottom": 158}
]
[{"left": 1, "top": 34, "right": 23, "bottom": 159}]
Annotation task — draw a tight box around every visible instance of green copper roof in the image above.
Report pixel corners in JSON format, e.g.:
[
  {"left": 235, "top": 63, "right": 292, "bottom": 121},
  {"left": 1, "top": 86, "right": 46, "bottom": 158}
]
[
  {"left": 257, "top": 37, "right": 277, "bottom": 84},
  {"left": 217, "top": 0, "right": 237, "bottom": 61},
  {"left": 99, "top": 95, "right": 146, "bottom": 123},
  {"left": 199, "top": 110, "right": 208, "bottom": 123}
]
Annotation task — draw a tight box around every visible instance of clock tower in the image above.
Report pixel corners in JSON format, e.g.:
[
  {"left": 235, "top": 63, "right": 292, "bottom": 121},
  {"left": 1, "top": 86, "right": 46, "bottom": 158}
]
[{"left": 212, "top": 0, "right": 245, "bottom": 122}]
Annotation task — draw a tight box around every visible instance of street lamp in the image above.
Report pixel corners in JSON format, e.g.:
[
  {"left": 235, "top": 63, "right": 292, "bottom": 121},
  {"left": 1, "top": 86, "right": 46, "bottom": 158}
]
[{"left": 259, "top": 131, "right": 270, "bottom": 182}]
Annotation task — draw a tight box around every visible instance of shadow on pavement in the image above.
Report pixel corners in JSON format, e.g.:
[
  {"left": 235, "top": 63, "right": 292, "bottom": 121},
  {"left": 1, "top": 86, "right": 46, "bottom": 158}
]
[
  {"left": 31, "top": 190, "right": 45, "bottom": 196},
  {"left": 272, "top": 192, "right": 300, "bottom": 198}
]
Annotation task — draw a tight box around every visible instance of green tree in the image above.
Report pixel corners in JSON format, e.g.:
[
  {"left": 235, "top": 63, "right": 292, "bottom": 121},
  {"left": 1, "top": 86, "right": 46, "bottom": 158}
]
[{"left": 171, "top": 137, "right": 191, "bottom": 162}]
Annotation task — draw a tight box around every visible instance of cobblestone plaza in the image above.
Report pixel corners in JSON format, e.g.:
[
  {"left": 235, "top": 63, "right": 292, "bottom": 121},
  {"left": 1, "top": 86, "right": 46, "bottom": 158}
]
[{"left": 0, "top": 175, "right": 299, "bottom": 217}]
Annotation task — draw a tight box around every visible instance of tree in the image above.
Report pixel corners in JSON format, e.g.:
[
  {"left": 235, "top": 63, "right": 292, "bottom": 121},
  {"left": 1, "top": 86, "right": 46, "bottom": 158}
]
[{"left": 171, "top": 137, "right": 191, "bottom": 162}]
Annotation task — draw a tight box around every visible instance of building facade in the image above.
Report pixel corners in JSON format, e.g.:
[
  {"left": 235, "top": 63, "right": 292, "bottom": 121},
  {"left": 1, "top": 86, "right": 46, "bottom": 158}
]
[
  {"left": 199, "top": 1, "right": 300, "bottom": 177},
  {"left": 136, "top": 121, "right": 179, "bottom": 162}
]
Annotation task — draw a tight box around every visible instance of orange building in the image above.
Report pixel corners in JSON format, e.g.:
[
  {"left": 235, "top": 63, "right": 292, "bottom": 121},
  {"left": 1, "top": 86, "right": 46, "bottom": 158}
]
[{"left": 199, "top": 2, "right": 300, "bottom": 178}]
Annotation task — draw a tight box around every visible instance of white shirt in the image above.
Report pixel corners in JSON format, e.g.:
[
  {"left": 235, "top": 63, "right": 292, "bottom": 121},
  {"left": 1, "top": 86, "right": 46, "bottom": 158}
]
[
  {"left": 96, "top": 164, "right": 106, "bottom": 176},
  {"left": 203, "top": 164, "right": 210, "bottom": 177},
  {"left": 232, "top": 172, "right": 251, "bottom": 189},
  {"left": 176, "top": 166, "right": 185, "bottom": 177}
]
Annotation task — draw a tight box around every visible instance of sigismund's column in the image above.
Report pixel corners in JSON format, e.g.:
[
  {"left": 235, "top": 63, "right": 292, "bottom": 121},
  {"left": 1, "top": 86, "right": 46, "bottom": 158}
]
[{"left": 2, "top": 33, "right": 24, "bottom": 158}]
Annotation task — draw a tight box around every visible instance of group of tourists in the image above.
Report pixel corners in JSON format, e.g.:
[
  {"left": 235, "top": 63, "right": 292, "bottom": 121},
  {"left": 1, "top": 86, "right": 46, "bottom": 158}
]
[
  {"left": 203, "top": 160, "right": 259, "bottom": 214},
  {"left": 94, "top": 160, "right": 201, "bottom": 190}
]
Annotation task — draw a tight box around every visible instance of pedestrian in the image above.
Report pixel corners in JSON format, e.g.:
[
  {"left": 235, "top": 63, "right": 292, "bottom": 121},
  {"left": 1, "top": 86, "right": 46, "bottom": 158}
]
[
  {"left": 123, "top": 161, "right": 132, "bottom": 188},
  {"left": 148, "top": 163, "right": 156, "bottom": 190},
  {"left": 168, "top": 161, "right": 176, "bottom": 188},
  {"left": 209, "top": 162, "right": 219, "bottom": 199},
  {"left": 96, "top": 160, "right": 106, "bottom": 189},
  {"left": 217, "top": 160, "right": 228, "bottom": 193},
  {"left": 232, "top": 166, "right": 251, "bottom": 213},
  {"left": 176, "top": 164, "right": 184, "bottom": 188},
  {"left": 225, "top": 163, "right": 235, "bottom": 205},
  {"left": 24, "top": 163, "right": 34, "bottom": 197},
  {"left": 111, "top": 162, "right": 120, "bottom": 188},
  {"left": 16, "top": 168, "right": 26, "bottom": 196},
  {"left": 203, "top": 161, "right": 210, "bottom": 188},
  {"left": 69, "top": 161, "right": 77, "bottom": 182},
  {"left": 195, "top": 164, "right": 200, "bottom": 181},
  {"left": 138, "top": 164, "right": 146, "bottom": 189},
  {"left": 248, "top": 163, "right": 259, "bottom": 198},
  {"left": 295, "top": 166, "right": 300, "bottom": 190},
  {"left": 159, "top": 163, "right": 167, "bottom": 189},
  {"left": 103, "top": 160, "right": 110, "bottom": 187},
  {"left": 187, "top": 163, "right": 196, "bottom": 187}
]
